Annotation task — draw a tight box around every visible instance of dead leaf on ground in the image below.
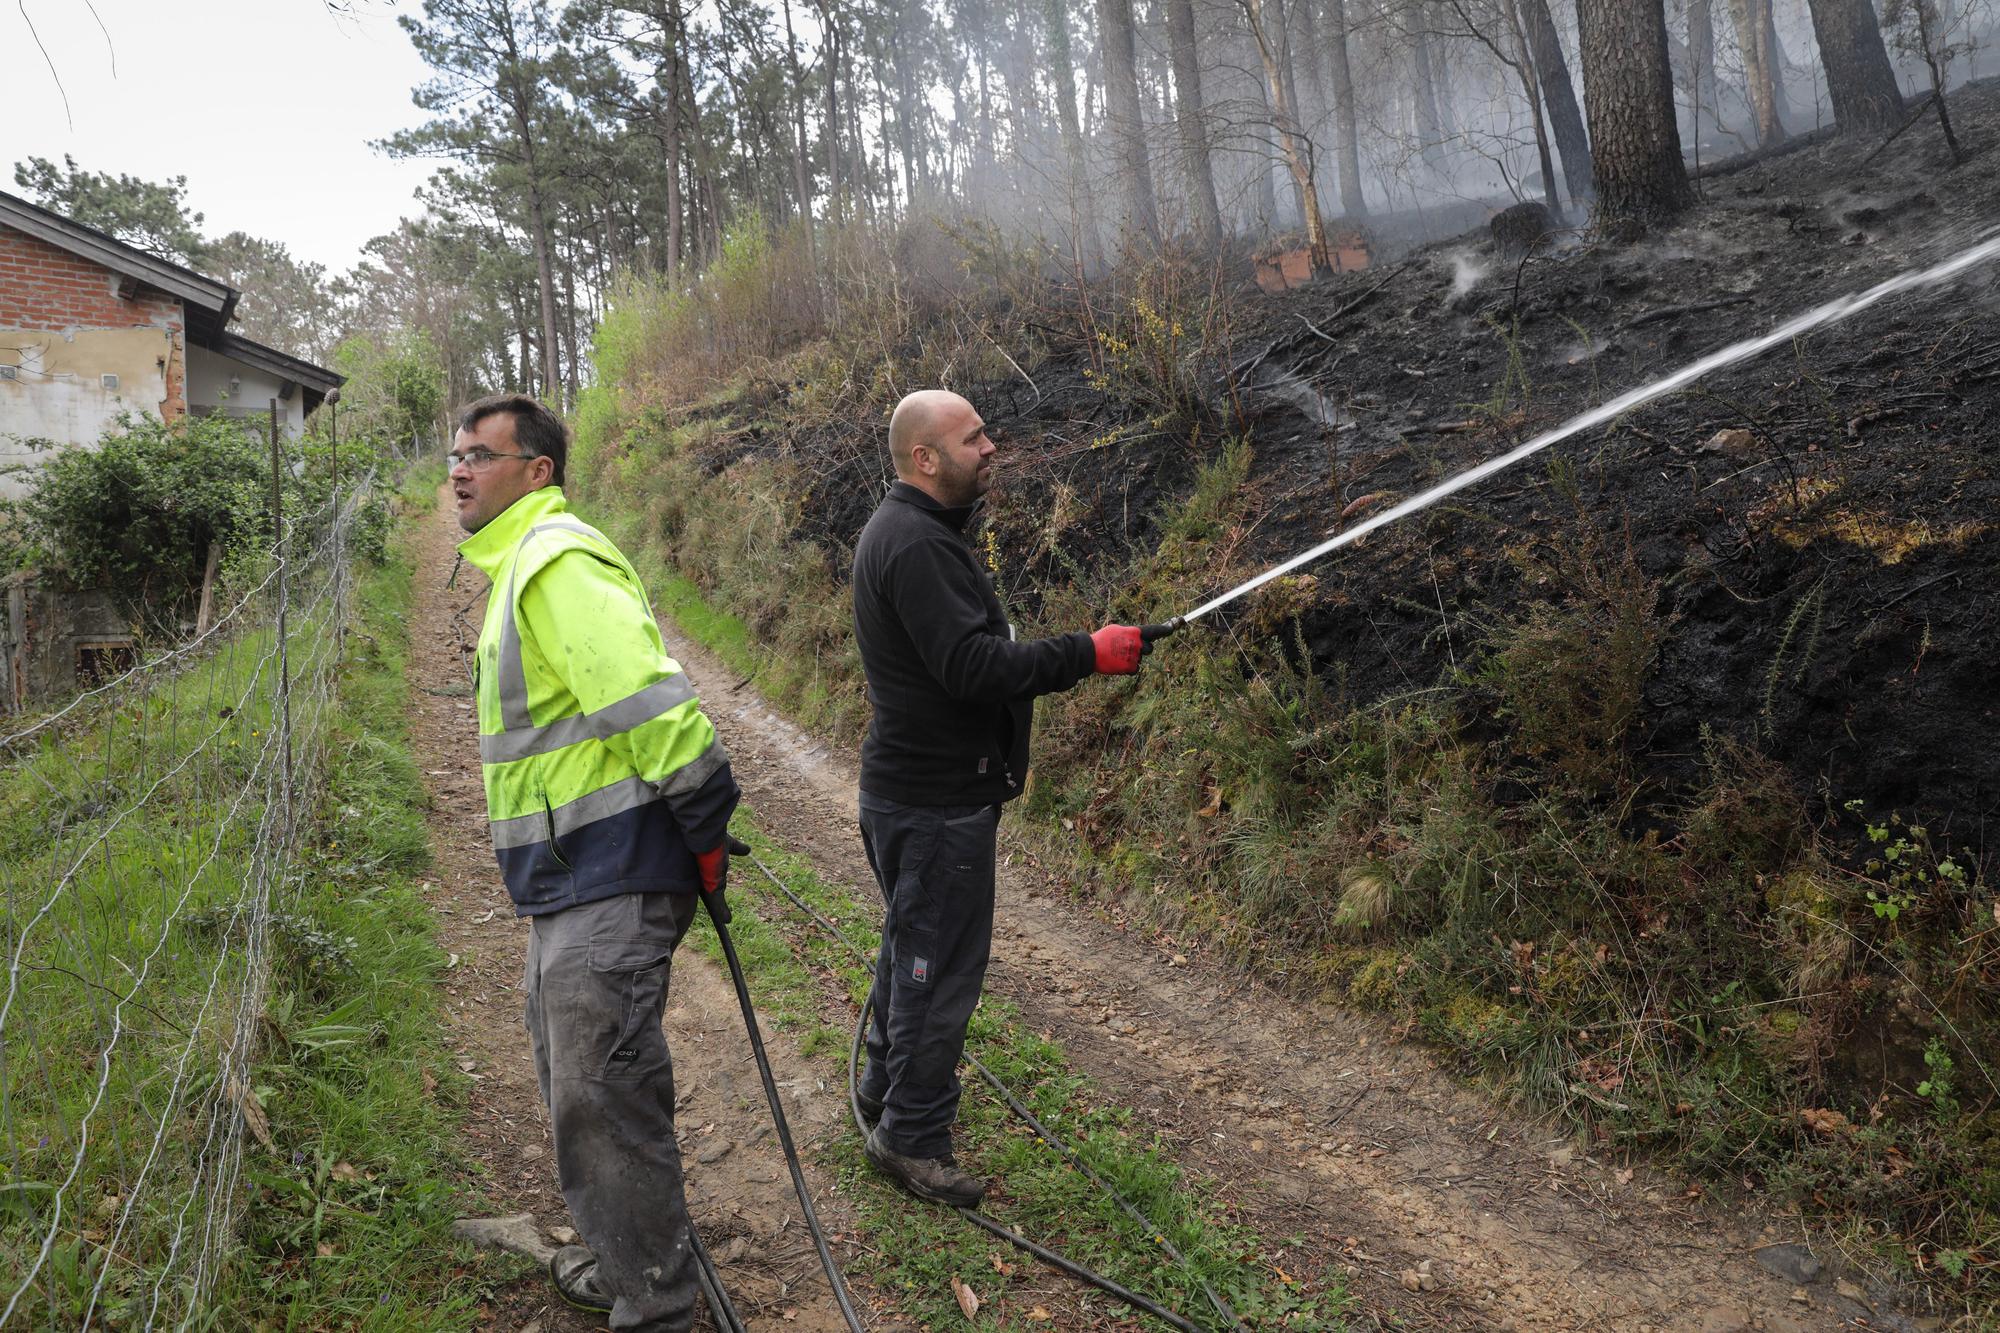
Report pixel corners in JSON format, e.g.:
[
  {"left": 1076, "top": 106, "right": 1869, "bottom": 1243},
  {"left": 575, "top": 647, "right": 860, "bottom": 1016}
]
[
  {"left": 950, "top": 1275, "right": 980, "bottom": 1320},
  {"left": 330, "top": 1161, "right": 360, "bottom": 1183},
  {"left": 1026, "top": 1308, "right": 1053, "bottom": 1322},
  {"left": 231, "top": 1078, "right": 274, "bottom": 1151},
  {"left": 1800, "top": 1107, "right": 1853, "bottom": 1136},
  {"left": 1577, "top": 1057, "right": 1626, "bottom": 1093},
  {"left": 989, "top": 1254, "right": 1015, "bottom": 1277}
]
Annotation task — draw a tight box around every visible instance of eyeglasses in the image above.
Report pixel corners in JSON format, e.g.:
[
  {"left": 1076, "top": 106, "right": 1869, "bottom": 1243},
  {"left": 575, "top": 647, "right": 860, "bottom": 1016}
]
[{"left": 446, "top": 448, "right": 538, "bottom": 471}]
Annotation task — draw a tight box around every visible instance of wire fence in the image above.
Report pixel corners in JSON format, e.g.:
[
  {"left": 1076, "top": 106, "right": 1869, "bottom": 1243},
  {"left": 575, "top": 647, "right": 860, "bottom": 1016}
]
[{"left": 0, "top": 470, "right": 370, "bottom": 1328}]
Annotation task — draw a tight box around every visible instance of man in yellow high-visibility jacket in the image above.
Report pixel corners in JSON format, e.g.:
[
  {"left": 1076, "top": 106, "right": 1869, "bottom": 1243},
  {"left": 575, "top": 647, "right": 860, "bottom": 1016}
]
[{"left": 452, "top": 393, "right": 738, "bottom": 1333}]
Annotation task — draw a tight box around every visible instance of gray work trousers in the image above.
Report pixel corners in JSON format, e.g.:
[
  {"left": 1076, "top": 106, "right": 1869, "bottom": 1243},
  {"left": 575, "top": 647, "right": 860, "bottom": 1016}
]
[
  {"left": 525, "top": 891, "right": 700, "bottom": 1333},
  {"left": 855, "top": 795, "right": 1001, "bottom": 1159}
]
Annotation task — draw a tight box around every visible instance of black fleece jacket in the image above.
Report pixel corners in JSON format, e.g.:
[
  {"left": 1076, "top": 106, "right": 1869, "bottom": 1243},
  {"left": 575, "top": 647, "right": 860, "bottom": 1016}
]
[{"left": 854, "top": 482, "right": 1095, "bottom": 805}]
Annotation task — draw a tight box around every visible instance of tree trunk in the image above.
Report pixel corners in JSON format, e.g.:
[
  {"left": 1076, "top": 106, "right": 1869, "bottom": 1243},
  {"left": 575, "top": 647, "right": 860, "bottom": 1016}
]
[
  {"left": 1164, "top": 0, "right": 1225, "bottom": 246},
  {"left": 1242, "top": 29, "right": 1282, "bottom": 231},
  {"left": 1913, "top": 0, "right": 1966, "bottom": 161},
  {"left": 1763, "top": 1, "right": 1794, "bottom": 124},
  {"left": 821, "top": 4, "right": 843, "bottom": 220},
  {"left": 1804, "top": 0, "right": 1903, "bottom": 130},
  {"left": 1045, "top": 0, "right": 1107, "bottom": 262},
  {"left": 781, "top": 0, "right": 818, "bottom": 255},
  {"left": 1097, "top": 0, "right": 1164, "bottom": 247},
  {"left": 1725, "top": 0, "right": 1785, "bottom": 143},
  {"left": 1410, "top": 20, "right": 1447, "bottom": 169},
  {"left": 1268, "top": 0, "right": 1311, "bottom": 225},
  {"left": 1322, "top": 0, "right": 1368, "bottom": 215},
  {"left": 500, "top": 71, "right": 562, "bottom": 401},
  {"left": 1503, "top": 0, "right": 1564, "bottom": 213},
  {"left": 659, "top": 1, "right": 687, "bottom": 279},
  {"left": 1243, "top": 0, "right": 1333, "bottom": 268},
  {"left": 1687, "top": 0, "right": 1728, "bottom": 133},
  {"left": 1521, "top": 0, "right": 1594, "bottom": 198},
  {"left": 523, "top": 184, "right": 563, "bottom": 402},
  {"left": 1427, "top": 2, "right": 1461, "bottom": 137},
  {"left": 560, "top": 249, "right": 580, "bottom": 404},
  {"left": 1576, "top": 0, "right": 1695, "bottom": 230}
]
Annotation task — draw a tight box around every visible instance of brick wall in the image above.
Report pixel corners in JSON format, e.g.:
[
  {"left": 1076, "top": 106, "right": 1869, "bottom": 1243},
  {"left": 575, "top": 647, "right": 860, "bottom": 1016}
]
[
  {"left": 0, "top": 222, "right": 185, "bottom": 335},
  {"left": 1, "top": 220, "right": 188, "bottom": 418}
]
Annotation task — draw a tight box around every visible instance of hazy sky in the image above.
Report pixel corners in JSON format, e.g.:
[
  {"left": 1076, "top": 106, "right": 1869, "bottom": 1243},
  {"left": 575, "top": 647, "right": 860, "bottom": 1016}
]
[{"left": 9, "top": 0, "right": 440, "bottom": 273}]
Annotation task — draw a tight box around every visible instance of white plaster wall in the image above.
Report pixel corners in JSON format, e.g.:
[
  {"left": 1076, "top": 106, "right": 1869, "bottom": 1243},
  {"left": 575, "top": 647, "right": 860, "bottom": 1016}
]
[
  {"left": 0, "top": 325, "right": 175, "bottom": 501},
  {"left": 185, "top": 343, "right": 307, "bottom": 437}
]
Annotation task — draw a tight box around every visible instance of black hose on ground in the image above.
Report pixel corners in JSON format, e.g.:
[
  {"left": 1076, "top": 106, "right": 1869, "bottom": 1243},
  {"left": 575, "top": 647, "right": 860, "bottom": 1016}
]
[
  {"left": 688, "top": 1223, "right": 747, "bottom": 1333},
  {"left": 751, "top": 852, "right": 1245, "bottom": 1333},
  {"left": 701, "top": 893, "right": 871, "bottom": 1333},
  {"left": 844, "top": 1001, "right": 1211, "bottom": 1333}
]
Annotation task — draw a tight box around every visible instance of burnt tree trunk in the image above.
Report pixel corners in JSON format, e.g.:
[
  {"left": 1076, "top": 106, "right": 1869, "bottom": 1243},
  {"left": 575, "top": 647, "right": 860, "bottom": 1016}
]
[
  {"left": 1577, "top": 0, "right": 1695, "bottom": 230},
  {"left": 1521, "top": 0, "right": 1594, "bottom": 199},
  {"left": 1098, "top": 0, "right": 1164, "bottom": 247},
  {"left": 1805, "top": 0, "right": 1903, "bottom": 130},
  {"left": 1165, "top": 0, "right": 1226, "bottom": 247}
]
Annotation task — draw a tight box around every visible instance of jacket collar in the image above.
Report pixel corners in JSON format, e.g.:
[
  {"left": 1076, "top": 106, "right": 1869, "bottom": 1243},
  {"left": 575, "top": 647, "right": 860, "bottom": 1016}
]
[
  {"left": 458, "top": 485, "right": 569, "bottom": 578},
  {"left": 887, "top": 479, "right": 982, "bottom": 533}
]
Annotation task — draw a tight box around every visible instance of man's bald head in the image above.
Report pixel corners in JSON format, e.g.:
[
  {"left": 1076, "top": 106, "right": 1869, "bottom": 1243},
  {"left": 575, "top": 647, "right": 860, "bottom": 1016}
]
[
  {"left": 887, "top": 389, "right": 995, "bottom": 507},
  {"left": 887, "top": 390, "right": 971, "bottom": 478}
]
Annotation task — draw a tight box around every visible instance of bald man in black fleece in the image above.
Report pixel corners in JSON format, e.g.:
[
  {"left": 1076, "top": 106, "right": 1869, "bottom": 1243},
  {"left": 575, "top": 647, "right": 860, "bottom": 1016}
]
[{"left": 849, "top": 389, "right": 1147, "bottom": 1207}]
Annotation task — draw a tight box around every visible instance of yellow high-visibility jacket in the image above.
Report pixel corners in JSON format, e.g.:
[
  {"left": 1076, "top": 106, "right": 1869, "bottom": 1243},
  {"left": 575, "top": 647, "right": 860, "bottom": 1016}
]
[{"left": 459, "top": 486, "right": 736, "bottom": 914}]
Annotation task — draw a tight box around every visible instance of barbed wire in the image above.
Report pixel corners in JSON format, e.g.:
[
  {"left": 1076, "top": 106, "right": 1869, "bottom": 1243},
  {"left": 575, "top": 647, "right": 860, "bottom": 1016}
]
[{"left": 0, "top": 473, "right": 368, "bottom": 1328}]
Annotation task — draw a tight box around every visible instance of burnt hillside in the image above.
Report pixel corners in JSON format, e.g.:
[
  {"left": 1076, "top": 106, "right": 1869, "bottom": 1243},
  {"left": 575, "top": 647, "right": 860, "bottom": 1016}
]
[{"left": 768, "top": 81, "right": 2000, "bottom": 870}]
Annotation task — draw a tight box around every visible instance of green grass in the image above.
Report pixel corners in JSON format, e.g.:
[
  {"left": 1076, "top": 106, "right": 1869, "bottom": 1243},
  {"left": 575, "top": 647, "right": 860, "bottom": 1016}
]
[
  {"left": 209, "top": 530, "right": 495, "bottom": 1326},
  {"left": 654, "top": 570, "right": 761, "bottom": 684},
  {"left": 0, "top": 504, "right": 498, "bottom": 1327},
  {"left": 671, "top": 746, "right": 1343, "bottom": 1328}
]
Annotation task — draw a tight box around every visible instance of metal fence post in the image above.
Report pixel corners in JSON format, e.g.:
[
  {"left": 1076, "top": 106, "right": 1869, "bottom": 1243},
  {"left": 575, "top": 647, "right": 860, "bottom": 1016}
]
[{"left": 269, "top": 399, "right": 293, "bottom": 824}]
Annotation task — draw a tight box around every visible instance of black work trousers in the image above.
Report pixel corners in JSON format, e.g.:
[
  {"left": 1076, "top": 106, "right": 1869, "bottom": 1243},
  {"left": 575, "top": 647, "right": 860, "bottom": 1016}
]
[
  {"left": 855, "top": 793, "right": 1000, "bottom": 1160},
  {"left": 525, "top": 890, "right": 700, "bottom": 1333}
]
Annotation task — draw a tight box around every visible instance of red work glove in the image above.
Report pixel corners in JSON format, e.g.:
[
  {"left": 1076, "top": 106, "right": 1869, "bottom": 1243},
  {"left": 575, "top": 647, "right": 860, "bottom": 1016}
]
[
  {"left": 694, "top": 835, "right": 753, "bottom": 923},
  {"left": 1090, "top": 624, "right": 1148, "bottom": 675}
]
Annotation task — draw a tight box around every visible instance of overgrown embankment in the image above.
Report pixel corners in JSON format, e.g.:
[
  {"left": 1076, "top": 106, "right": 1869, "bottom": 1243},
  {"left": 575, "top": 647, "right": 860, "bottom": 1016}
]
[{"left": 575, "top": 86, "right": 1999, "bottom": 1310}]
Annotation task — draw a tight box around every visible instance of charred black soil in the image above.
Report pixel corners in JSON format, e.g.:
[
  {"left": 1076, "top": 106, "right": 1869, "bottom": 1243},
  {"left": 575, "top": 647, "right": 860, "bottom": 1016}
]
[{"left": 776, "top": 81, "right": 2000, "bottom": 861}]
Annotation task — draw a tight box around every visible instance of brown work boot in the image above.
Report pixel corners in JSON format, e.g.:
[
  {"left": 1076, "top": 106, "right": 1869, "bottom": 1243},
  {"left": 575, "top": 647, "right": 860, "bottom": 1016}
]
[{"left": 863, "top": 1126, "right": 986, "bottom": 1208}]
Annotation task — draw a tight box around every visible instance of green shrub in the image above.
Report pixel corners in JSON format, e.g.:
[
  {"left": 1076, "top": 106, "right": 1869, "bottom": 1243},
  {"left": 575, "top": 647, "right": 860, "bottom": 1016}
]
[{"left": 6, "top": 412, "right": 274, "bottom": 609}]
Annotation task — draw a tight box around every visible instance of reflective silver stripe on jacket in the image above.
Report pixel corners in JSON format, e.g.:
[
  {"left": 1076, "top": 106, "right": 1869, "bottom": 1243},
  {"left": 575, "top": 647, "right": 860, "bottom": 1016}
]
[
  {"left": 491, "top": 518, "right": 620, "bottom": 731},
  {"left": 479, "top": 675, "right": 699, "bottom": 765},
  {"left": 658, "top": 734, "right": 728, "bottom": 797},
  {"left": 489, "top": 774, "right": 662, "bottom": 851}
]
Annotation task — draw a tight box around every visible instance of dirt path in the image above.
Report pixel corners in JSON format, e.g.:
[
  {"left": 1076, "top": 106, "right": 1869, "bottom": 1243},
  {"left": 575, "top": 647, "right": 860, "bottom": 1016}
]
[
  {"left": 403, "top": 493, "right": 861, "bottom": 1333},
  {"left": 406, "top": 483, "right": 1923, "bottom": 1332},
  {"left": 657, "top": 599, "right": 1926, "bottom": 1332}
]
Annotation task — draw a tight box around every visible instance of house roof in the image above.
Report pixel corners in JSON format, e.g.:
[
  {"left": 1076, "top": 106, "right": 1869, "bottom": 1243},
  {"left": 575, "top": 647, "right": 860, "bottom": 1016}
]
[
  {"left": 0, "top": 188, "right": 238, "bottom": 346},
  {"left": 0, "top": 189, "right": 343, "bottom": 398},
  {"left": 216, "top": 332, "right": 343, "bottom": 396}
]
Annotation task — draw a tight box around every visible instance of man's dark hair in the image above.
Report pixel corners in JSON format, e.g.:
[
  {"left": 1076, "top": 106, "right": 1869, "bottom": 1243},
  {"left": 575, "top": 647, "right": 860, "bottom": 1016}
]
[{"left": 458, "top": 393, "right": 567, "bottom": 486}]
